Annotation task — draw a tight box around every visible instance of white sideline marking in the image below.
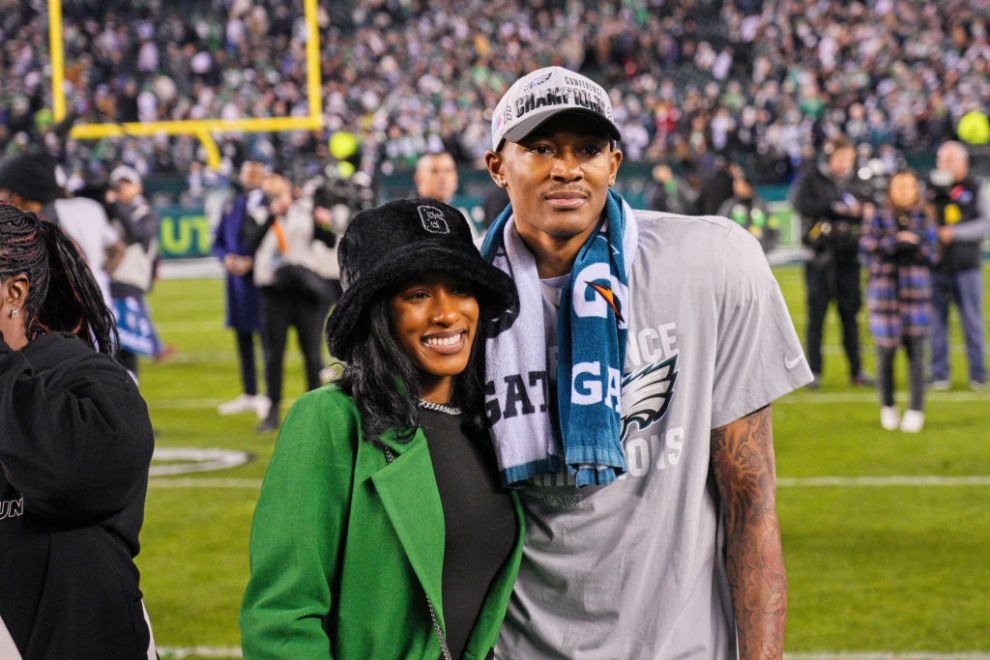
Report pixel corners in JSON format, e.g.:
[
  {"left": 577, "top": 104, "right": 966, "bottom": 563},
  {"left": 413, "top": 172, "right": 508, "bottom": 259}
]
[
  {"left": 784, "top": 392, "right": 990, "bottom": 404},
  {"left": 150, "top": 478, "right": 262, "bottom": 489},
  {"left": 151, "top": 448, "right": 253, "bottom": 476},
  {"left": 158, "top": 645, "right": 241, "bottom": 658},
  {"left": 145, "top": 391, "right": 988, "bottom": 410},
  {"left": 148, "top": 475, "right": 990, "bottom": 490},
  {"left": 153, "top": 650, "right": 990, "bottom": 660},
  {"left": 778, "top": 475, "right": 990, "bottom": 487}
]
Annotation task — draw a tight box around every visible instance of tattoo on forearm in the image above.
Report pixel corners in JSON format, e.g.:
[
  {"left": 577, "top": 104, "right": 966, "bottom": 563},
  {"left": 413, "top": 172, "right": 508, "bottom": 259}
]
[{"left": 711, "top": 406, "right": 787, "bottom": 660}]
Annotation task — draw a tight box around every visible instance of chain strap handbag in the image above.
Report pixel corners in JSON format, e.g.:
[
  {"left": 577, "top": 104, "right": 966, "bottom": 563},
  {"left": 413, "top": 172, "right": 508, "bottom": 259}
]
[{"left": 381, "top": 446, "right": 453, "bottom": 660}]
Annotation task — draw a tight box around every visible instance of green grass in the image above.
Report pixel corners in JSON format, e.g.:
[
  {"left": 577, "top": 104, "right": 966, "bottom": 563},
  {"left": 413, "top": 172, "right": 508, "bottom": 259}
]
[{"left": 139, "top": 266, "right": 990, "bottom": 656}]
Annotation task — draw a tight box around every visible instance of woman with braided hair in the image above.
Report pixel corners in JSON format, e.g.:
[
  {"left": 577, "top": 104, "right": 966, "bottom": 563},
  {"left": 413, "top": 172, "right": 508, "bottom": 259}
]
[{"left": 0, "top": 204, "right": 156, "bottom": 659}]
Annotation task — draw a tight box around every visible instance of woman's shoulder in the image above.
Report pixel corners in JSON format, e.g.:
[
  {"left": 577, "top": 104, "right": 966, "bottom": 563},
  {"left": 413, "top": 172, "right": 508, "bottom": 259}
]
[{"left": 288, "top": 383, "right": 360, "bottom": 422}]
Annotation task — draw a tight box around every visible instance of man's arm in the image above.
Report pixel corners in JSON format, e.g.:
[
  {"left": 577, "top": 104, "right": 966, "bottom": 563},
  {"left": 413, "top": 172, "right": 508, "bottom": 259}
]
[{"left": 710, "top": 405, "right": 786, "bottom": 660}]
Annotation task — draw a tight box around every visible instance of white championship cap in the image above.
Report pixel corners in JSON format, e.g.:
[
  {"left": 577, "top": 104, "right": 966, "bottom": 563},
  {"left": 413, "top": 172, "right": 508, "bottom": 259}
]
[
  {"left": 491, "top": 66, "right": 621, "bottom": 150},
  {"left": 109, "top": 165, "right": 142, "bottom": 187}
]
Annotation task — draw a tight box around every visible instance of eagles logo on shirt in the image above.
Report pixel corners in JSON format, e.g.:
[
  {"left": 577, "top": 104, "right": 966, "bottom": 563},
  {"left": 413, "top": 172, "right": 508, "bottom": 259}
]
[{"left": 620, "top": 355, "right": 677, "bottom": 440}]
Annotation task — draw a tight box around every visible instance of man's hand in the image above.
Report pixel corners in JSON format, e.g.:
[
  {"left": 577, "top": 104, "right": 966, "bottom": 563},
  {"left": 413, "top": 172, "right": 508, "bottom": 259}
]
[
  {"left": 711, "top": 406, "right": 786, "bottom": 659},
  {"left": 938, "top": 225, "right": 954, "bottom": 244}
]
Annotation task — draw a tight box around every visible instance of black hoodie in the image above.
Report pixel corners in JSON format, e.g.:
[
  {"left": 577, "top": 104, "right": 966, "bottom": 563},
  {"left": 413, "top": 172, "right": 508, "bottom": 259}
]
[{"left": 0, "top": 333, "right": 154, "bottom": 659}]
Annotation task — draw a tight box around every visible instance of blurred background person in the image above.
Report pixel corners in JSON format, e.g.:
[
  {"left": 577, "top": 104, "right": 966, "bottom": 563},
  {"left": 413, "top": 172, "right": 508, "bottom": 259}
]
[
  {"left": 211, "top": 158, "right": 271, "bottom": 420},
  {"left": 928, "top": 141, "right": 990, "bottom": 390},
  {"left": 861, "top": 171, "right": 937, "bottom": 433},
  {"left": 413, "top": 151, "right": 458, "bottom": 204},
  {"left": 645, "top": 163, "right": 696, "bottom": 215},
  {"left": 244, "top": 173, "right": 342, "bottom": 433},
  {"left": 0, "top": 151, "right": 122, "bottom": 306},
  {"left": 718, "top": 165, "right": 778, "bottom": 253},
  {"left": 0, "top": 204, "right": 156, "bottom": 659},
  {"left": 106, "top": 165, "right": 167, "bottom": 380},
  {"left": 792, "top": 136, "right": 872, "bottom": 388}
]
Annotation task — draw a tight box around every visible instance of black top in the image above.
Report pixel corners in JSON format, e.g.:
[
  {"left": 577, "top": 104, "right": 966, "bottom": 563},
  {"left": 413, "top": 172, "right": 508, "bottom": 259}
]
[
  {"left": 932, "top": 177, "right": 982, "bottom": 274},
  {"left": 0, "top": 333, "right": 155, "bottom": 659},
  {"left": 418, "top": 409, "right": 516, "bottom": 660}
]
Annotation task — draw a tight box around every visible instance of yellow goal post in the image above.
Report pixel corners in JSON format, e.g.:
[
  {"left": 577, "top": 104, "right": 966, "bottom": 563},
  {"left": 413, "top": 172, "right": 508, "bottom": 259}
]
[{"left": 47, "top": 0, "right": 324, "bottom": 169}]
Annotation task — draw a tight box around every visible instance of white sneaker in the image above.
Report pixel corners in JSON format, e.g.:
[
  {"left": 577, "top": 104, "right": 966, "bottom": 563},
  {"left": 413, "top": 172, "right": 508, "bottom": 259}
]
[
  {"left": 880, "top": 406, "right": 900, "bottom": 431},
  {"left": 900, "top": 409, "right": 925, "bottom": 433},
  {"left": 218, "top": 394, "right": 260, "bottom": 416},
  {"left": 253, "top": 395, "right": 272, "bottom": 420},
  {"left": 931, "top": 380, "right": 951, "bottom": 391}
]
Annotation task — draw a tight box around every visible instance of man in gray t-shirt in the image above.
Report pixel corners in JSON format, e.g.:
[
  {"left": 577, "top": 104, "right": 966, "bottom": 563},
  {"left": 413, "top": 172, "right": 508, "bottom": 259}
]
[{"left": 482, "top": 67, "right": 813, "bottom": 659}]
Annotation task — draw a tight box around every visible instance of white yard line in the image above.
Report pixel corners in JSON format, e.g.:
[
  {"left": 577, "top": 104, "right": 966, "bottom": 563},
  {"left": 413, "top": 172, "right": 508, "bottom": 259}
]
[
  {"left": 787, "top": 654, "right": 990, "bottom": 660},
  {"left": 148, "top": 475, "right": 990, "bottom": 490},
  {"left": 145, "top": 391, "right": 987, "bottom": 410},
  {"left": 154, "top": 648, "right": 990, "bottom": 660},
  {"left": 778, "top": 475, "right": 990, "bottom": 487}
]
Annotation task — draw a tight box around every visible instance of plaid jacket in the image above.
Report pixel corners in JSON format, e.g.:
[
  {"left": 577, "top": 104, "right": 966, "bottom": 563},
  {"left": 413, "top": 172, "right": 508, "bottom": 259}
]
[{"left": 860, "top": 208, "right": 937, "bottom": 349}]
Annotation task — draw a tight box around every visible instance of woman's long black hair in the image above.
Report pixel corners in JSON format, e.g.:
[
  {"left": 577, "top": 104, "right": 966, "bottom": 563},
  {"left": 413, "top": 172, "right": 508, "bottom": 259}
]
[
  {"left": 0, "top": 204, "right": 118, "bottom": 354},
  {"left": 336, "top": 292, "right": 489, "bottom": 444}
]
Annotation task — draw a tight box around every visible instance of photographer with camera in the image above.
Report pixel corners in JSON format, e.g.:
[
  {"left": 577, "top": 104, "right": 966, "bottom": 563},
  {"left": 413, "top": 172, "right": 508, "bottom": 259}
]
[
  {"left": 792, "top": 136, "right": 872, "bottom": 387},
  {"left": 928, "top": 141, "right": 990, "bottom": 390}
]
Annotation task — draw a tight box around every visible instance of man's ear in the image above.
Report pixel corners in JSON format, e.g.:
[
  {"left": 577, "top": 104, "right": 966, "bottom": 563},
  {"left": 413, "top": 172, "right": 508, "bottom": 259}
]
[
  {"left": 609, "top": 147, "right": 623, "bottom": 187},
  {"left": 485, "top": 150, "right": 506, "bottom": 188}
]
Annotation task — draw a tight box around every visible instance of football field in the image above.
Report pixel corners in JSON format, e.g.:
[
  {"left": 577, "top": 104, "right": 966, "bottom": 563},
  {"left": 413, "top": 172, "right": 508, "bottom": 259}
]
[{"left": 140, "top": 265, "right": 990, "bottom": 659}]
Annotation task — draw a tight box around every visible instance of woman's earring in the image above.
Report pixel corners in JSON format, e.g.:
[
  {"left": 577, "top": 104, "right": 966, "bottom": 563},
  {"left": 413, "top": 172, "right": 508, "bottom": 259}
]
[{"left": 8, "top": 309, "right": 19, "bottom": 319}]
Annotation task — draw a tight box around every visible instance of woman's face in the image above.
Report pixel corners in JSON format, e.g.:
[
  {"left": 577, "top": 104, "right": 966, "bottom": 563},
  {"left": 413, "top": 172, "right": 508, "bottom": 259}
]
[
  {"left": 389, "top": 270, "right": 480, "bottom": 402},
  {"left": 888, "top": 172, "right": 919, "bottom": 210}
]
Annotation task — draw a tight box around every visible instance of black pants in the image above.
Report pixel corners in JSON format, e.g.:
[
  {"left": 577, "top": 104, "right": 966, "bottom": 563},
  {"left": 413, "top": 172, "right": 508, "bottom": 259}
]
[
  {"left": 259, "top": 287, "right": 329, "bottom": 406},
  {"left": 235, "top": 330, "right": 259, "bottom": 396},
  {"left": 805, "top": 258, "right": 862, "bottom": 377},
  {"left": 877, "top": 336, "right": 925, "bottom": 410}
]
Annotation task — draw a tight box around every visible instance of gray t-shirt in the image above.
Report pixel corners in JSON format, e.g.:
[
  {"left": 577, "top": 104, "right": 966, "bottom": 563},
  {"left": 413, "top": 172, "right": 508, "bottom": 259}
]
[{"left": 497, "top": 211, "right": 813, "bottom": 659}]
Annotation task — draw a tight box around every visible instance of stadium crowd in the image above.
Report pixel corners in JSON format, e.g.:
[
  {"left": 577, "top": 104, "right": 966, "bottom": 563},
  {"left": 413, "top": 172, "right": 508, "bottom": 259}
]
[{"left": 1, "top": 0, "right": 988, "bottom": 185}]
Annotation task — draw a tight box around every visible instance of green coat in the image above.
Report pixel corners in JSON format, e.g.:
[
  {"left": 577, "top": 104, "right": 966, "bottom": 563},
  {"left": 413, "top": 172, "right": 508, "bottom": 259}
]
[{"left": 240, "top": 385, "right": 524, "bottom": 659}]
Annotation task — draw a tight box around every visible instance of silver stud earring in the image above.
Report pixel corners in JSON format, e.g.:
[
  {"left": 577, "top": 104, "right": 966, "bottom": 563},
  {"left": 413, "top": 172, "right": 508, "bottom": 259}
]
[{"left": 8, "top": 309, "right": 19, "bottom": 319}]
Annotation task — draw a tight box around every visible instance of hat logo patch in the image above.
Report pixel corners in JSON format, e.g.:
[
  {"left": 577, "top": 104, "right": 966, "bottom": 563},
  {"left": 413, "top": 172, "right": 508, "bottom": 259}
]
[
  {"left": 522, "top": 70, "right": 554, "bottom": 93},
  {"left": 418, "top": 205, "right": 450, "bottom": 234}
]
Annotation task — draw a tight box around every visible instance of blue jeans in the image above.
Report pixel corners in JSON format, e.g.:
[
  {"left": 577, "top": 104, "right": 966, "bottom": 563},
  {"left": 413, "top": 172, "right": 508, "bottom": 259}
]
[{"left": 931, "top": 268, "right": 986, "bottom": 383}]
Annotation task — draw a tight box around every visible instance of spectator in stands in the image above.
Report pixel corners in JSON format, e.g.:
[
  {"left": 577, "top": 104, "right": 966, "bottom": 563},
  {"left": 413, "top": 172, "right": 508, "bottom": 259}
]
[
  {"left": 718, "top": 166, "right": 778, "bottom": 253},
  {"left": 792, "top": 136, "right": 871, "bottom": 388},
  {"left": 861, "top": 171, "right": 937, "bottom": 432},
  {"left": 106, "top": 165, "right": 166, "bottom": 380},
  {"left": 211, "top": 158, "right": 271, "bottom": 420},
  {"left": 928, "top": 141, "right": 990, "bottom": 390}
]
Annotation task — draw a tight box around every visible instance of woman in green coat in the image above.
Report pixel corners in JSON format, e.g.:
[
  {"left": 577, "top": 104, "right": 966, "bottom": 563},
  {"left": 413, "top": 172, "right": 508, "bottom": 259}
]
[{"left": 240, "top": 199, "right": 522, "bottom": 659}]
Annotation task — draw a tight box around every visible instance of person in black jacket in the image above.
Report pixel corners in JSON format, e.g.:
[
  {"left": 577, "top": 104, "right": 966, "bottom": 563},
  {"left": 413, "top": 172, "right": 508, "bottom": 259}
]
[
  {"left": 791, "top": 136, "right": 871, "bottom": 387},
  {"left": 0, "top": 204, "right": 156, "bottom": 659}
]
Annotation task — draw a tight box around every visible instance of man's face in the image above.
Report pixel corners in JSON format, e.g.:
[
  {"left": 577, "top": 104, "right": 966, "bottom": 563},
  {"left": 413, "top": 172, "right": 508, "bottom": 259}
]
[
  {"left": 239, "top": 161, "right": 265, "bottom": 191},
  {"left": 828, "top": 146, "right": 856, "bottom": 179},
  {"left": 414, "top": 153, "right": 458, "bottom": 203},
  {"left": 486, "top": 114, "right": 622, "bottom": 247},
  {"left": 114, "top": 179, "right": 141, "bottom": 203},
  {"left": 937, "top": 145, "right": 969, "bottom": 182}
]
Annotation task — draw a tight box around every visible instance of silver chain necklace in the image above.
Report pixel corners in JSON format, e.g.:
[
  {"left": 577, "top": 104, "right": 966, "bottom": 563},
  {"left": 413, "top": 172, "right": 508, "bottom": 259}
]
[{"left": 417, "top": 398, "right": 462, "bottom": 416}]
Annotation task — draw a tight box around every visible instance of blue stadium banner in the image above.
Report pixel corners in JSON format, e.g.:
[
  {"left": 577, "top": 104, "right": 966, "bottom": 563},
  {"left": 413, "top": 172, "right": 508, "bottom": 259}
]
[{"left": 158, "top": 207, "right": 212, "bottom": 259}]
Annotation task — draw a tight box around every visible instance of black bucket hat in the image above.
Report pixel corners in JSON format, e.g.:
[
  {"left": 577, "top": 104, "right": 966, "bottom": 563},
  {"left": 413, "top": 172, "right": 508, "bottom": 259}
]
[{"left": 326, "top": 198, "right": 519, "bottom": 361}]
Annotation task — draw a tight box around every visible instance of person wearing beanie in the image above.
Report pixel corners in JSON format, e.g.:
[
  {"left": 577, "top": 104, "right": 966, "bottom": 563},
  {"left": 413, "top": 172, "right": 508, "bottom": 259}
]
[
  {"left": 0, "top": 151, "right": 122, "bottom": 307},
  {"left": 241, "top": 199, "right": 523, "bottom": 660},
  {"left": 480, "top": 66, "right": 811, "bottom": 659}
]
